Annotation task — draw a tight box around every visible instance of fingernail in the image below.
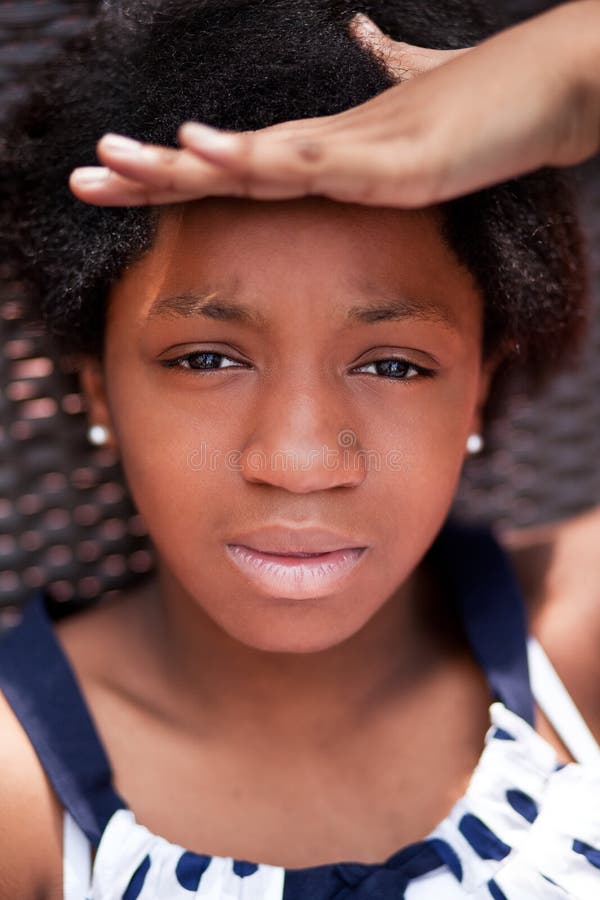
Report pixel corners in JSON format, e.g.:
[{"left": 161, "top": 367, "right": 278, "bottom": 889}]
[
  {"left": 71, "top": 167, "right": 111, "bottom": 185},
  {"left": 99, "top": 133, "right": 142, "bottom": 156},
  {"left": 180, "top": 122, "right": 239, "bottom": 152}
]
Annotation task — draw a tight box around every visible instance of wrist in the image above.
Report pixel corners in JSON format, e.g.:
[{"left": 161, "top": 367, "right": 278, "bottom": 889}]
[{"left": 539, "top": 0, "right": 600, "bottom": 165}]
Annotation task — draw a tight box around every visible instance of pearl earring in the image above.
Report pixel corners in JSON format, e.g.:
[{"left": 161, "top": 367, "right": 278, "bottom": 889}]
[
  {"left": 87, "top": 423, "right": 110, "bottom": 446},
  {"left": 466, "top": 433, "right": 484, "bottom": 455}
]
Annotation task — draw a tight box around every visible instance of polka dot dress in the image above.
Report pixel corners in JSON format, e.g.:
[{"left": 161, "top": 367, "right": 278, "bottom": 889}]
[
  {"left": 1, "top": 518, "right": 599, "bottom": 899},
  {"left": 60, "top": 698, "right": 600, "bottom": 900}
]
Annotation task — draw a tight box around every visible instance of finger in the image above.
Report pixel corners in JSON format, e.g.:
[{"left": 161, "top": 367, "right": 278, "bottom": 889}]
[
  {"left": 179, "top": 122, "right": 396, "bottom": 206},
  {"left": 94, "top": 132, "right": 333, "bottom": 201},
  {"left": 69, "top": 166, "right": 202, "bottom": 206},
  {"left": 93, "top": 134, "right": 241, "bottom": 194},
  {"left": 349, "top": 13, "right": 409, "bottom": 80},
  {"left": 97, "top": 130, "right": 340, "bottom": 201},
  {"left": 177, "top": 115, "right": 338, "bottom": 167},
  {"left": 69, "top": 157, "right": 322, "bottom": 206},
  {"left": 396, "top": 44, "right": 473, "bottom": 76},
  {"left": 177, "top": 118, "right": 346, "bottom": 188},
  {"left": 349, "top": 13, "right": 473, "bottom": 80}
]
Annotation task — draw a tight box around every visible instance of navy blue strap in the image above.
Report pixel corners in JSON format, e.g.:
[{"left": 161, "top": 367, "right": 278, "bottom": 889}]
[
  {"left": 0, "top": 589, "right": 129, "bottom": 847},
  {"left": 427, "top": 516, "right": 536, "bottom": 727}
]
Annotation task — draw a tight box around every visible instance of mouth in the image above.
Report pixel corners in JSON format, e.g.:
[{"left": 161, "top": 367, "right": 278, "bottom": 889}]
[{"left": 225, "top": 543, "right": 368, "bottom": 599}]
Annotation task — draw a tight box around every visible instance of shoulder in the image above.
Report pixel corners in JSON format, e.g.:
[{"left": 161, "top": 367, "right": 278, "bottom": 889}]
[
  {"left": 500, "top": 505, "right": 600, "bottom": 739},
  {"left": 0, "top": 683, "right": 63, "bottom": 899},
  {"left": 0, "top": 584, "right": 151, "bottom": 900},
  {"left": 50, "top": 578, "right": 159, "bottom": 703}
]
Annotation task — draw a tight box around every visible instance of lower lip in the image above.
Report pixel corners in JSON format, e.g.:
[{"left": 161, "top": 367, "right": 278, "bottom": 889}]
[{"left": 225, "top": 544, "right": 367, "bottom": 599}]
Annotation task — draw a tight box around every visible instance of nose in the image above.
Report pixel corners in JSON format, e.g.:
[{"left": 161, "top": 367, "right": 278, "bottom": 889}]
[{"left": 240, "top": 379, "right": 367, "bottom": 493}]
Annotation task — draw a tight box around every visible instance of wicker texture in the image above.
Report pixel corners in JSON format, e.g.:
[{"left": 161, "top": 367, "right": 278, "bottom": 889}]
[
  {"left": 453, "top": 156, "right": 600, "bottom": 528},
  {"left": 0, "top": 2, "right": 156, "bottom": 630},
  {"left": 0, "top": 0, "right": 598, "bottom": 629}
]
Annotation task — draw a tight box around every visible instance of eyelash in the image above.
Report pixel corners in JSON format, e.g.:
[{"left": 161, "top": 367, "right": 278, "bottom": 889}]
[{"left": 161, "top": 351, "right": 437, "bottom": 381}]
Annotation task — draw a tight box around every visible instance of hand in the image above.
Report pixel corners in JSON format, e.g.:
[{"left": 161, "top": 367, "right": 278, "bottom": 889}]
[
  {"left": 69, "top": 2, "right": 600, "bottom": 209},
  {"left": 68, "top": 14, "right": 469, "bottom": 207}
]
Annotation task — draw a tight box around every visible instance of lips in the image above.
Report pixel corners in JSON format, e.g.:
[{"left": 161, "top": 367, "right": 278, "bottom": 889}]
[
  {"left": 228, "top": 523, "right": 367, "bottom": 555},
  {"left": 225, "top": 542, "right": 368, "bottom": 599}
]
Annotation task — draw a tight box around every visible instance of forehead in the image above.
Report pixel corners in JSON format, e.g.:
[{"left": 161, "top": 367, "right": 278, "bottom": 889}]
[
  {"left": 150, "top": 195, "right": 453, "bottom": 274},
  {"left": 108, "top": 196, "right": 481, "bottom": 331}
]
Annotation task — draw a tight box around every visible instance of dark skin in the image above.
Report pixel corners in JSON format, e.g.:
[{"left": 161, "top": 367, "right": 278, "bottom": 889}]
[
  {"left": 2, "top": 196, "right": 599, "bottom": 900},
  {"left": 503, "top": 504, "right": 600, "bottom": 735},
  {"left": 84, "top": 195, "right": 496, "bottom": 657}
]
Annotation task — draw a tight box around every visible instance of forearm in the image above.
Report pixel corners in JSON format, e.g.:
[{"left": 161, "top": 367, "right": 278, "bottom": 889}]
[
  {"left": 567, "top": 0, "right": 600, "bottom": 164},
  {"left": 503, "top": 0, "right": 600, "bottom": 167}
]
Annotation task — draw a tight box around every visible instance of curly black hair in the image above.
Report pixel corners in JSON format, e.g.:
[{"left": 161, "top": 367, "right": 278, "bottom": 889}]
[{"left": 0, "top": 0, "right": 590, "bottom": 414}]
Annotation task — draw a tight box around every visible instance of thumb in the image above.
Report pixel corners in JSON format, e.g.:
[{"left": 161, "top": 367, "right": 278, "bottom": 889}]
[
  {"left": 349, "top": 13, "right": 473, "bottom": 81},
  {"left": 349, "top": 13, "right": 407, "bottom": 79}
]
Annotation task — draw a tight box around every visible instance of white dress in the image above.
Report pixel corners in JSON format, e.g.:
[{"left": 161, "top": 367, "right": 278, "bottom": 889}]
[{"left": 61, "top": 636, "right": 600, "bottom": 900}]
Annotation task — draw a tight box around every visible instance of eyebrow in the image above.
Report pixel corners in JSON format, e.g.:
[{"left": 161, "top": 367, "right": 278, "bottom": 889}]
[
  {"left": 146, "top": 291, "right": 269, "bottom": 328},
  {"left": 346, "top": 297, "right": 458, "bottom": 330},
  {"left": 146, "top": 291, "right": 459, "bottom": 331}
]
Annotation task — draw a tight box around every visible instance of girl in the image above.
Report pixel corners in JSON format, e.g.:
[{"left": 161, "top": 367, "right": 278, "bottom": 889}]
[{"left": 1, "top": 2, "right": 599, "bottom": 898}]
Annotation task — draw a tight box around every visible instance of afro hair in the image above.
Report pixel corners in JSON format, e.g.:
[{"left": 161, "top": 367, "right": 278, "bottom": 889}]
[{"left": 0, "top": 0, "right": 590, "bottom": 415}]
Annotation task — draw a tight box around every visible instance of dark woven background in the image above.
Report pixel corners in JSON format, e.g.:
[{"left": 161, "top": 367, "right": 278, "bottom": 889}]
[{"left": 1, "top": 0, "right": 599, "bottom": 629}]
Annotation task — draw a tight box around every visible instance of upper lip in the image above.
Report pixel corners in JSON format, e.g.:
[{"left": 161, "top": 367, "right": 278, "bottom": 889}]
[{"left": 227, "top": 524, "right": 368, "bottom": 554}]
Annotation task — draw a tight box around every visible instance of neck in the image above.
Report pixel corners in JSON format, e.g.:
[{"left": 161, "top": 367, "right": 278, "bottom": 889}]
[{"left": 131, "top": 556, "right": 456, "bottom": 743}]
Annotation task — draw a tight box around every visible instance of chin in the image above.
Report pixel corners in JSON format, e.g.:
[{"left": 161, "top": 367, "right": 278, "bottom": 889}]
[{"left": 221, "top": 609, "right": 363, "bottom": 655}]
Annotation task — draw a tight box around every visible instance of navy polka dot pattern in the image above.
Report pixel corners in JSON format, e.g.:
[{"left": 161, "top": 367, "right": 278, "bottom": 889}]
[
  {"left": 121, "top": 854, "right": 151, "bottom": 900},
  {"left": 175, "top": 851, "right": 212, "bottom": 890},
  {"left": 428, "top": 838, "right": 463, "bottom": 881},
  {"left": 487, "top": 879, "right": 509, "bottom": 899},
  {"left": 233, "top": 860, "right": 260, "bottom": 878},
  {"left": 458, "top": 814, "right": 512, "bottom": 861},
  {"left": 573, "top": 839, "right": 600, "bottom": 870},
  {"left": 505, "top": 788, "right": 538, "bottom": 823}
]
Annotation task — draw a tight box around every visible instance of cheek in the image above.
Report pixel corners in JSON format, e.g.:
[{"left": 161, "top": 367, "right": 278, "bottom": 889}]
[
  {"left": 104, "top": 361, "right": 239, "bottom": 534},
  {"left": 351, "top": 373, "right": 479, "bottom": 610},
  {"left": 362, "top": 366, "right": 480, "bottom": 501}
]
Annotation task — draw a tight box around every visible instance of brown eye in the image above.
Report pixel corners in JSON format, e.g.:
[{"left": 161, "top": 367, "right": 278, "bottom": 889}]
[
  {"left": 353, "top": 357, "right": 436, "bottom": 380},
  {"left": 162, "top": 351, "right": 247, "bottom": 372}
]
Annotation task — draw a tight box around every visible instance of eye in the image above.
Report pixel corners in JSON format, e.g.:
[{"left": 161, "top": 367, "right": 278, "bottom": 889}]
[
  {"left": 161, "top": 350, "right": 248, "bottom": 373},
  {"left": 352, "top": 357, "right": 437, "bottom": 380}
]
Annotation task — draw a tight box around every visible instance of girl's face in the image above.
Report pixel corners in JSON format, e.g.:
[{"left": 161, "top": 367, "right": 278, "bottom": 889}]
[{"left": 81, "top": 196, "right": 497, "bottom": 653}]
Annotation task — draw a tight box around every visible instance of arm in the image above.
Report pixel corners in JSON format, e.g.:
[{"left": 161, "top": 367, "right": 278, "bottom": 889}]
[
  {"left": 0, "top": 689, "right": 62, "bottom": 899},
  {"left": 69, "top": 0, "right": 600, "bottom": 208}
]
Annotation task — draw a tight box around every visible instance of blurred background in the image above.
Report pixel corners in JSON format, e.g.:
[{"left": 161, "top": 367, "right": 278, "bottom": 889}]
[{"left": 0, "top": 0, "right": 598, "bottom": 628}]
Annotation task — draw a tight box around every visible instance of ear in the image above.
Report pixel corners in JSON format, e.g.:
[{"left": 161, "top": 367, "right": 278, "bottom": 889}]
[
  {"left": 78, "top": 356, "right": 117, "bottom": 451},
  {"left": 468, "top": 348, "right": 506, "bottom": 437}
]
